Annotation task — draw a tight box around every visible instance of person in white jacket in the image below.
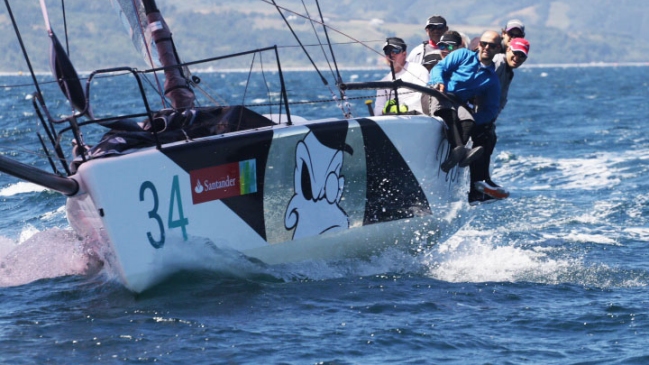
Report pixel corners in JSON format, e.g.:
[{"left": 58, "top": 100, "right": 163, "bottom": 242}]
[
  {"left": 406, "top": 15, "right": 448, "bottom": 65},
  {"left": 374, "top": 37, "right": 430, "bottom": 116}
]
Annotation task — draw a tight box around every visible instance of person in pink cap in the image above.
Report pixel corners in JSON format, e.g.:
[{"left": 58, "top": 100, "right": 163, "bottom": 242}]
[
  {"left": 469, "top": 37, "right": 530, "bottom": 205},
  {"left": 494, "top": 38, "right": 530, "bottom": 111}
]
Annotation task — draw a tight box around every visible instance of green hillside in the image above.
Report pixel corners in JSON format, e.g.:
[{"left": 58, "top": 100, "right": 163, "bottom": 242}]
[{"left": 1, "top": 0, "right": 648, "bottom": 73}]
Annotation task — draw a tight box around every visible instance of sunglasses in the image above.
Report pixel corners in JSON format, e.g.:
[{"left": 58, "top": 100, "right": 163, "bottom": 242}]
[
  {"left": 479, "top": 41, "right": 499, "bottom": 49},
  {"left": 507, "top": 31, "right": 525, "bottom": 38},
  {"left": 438, "top": 43, "right": 456, "bottom": 51},
  {"left": 512, "top": 50, "right": 527, "bottom": 59},
  {"left": 387, "top": 48, "right": 404, "bottom": 55},
  {"left": 426, "top": 24, "right": 446, "bottom": 30}
]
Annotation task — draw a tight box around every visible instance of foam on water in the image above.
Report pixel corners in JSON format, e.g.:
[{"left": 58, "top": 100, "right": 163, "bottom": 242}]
[
  {"left": 1, "top": 221, "right": 643, "bottom": 292},
  {"left": 496, "top": 153, "right": 620, "bottom": 191},
  {"left": 421, "top": 226, "right": 648, "bottom": 289},
  {"left": 0, "top": 227, "right": 101, "bottom": 288},
  {"left": 423, "top": 230, "right": 575, "bottom": 284},
  {"left": 496, "top": 144, "right": 649, "bottom": 191},
  {"left": 0, "top": 182, "right": 48, "bottom": 197}
]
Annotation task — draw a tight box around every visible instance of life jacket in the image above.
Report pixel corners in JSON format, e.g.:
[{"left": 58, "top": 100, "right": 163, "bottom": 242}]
[{"left": 421, "top": 41, "right": 442, "bottom": 68}]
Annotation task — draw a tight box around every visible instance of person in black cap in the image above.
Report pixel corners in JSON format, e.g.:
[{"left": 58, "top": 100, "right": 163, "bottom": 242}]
[
  {"left": 438, "top": 31, "right": 463, "bottom": 59},
  {"left": 421, "top": 31, "right": 464, "bottom": 71},
  {"left": 374, "top": 37, "right": 430, "bottom": 116},
  {"left": 406, "top": 15, "right": 448, "bottom": 66}
]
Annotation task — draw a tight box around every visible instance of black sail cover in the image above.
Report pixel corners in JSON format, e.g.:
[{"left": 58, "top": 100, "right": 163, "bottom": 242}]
[{"left": 84, "top": 106, "right": 276, "bottom": 160}]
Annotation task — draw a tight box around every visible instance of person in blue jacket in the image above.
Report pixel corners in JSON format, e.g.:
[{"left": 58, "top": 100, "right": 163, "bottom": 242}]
[{"left": 425, "top": 30, "right": 502, "bottom": 178}]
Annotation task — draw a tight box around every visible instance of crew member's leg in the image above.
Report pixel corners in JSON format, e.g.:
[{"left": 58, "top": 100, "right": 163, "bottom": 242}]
[
  {"left": 456, "top": 105, "right": 483, "bottom": 168},
  {"left": 469, "top": 123, "right": 509, "bottom": 200},
  {"left": 425, "top": 96, "right": 483, "bottom": 172}
]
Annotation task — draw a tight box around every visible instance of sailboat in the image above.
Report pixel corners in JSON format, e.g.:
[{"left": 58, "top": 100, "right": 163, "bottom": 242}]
[{"left": 1, "top": 0, "right": 472, "bottom": 292}]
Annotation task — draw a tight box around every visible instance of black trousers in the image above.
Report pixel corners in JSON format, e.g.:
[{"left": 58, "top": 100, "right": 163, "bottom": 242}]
[
  {"left": 435, "top": 109, "right": 475, "bottom": 148},
  {"left": 469, "top": 122, "right": 497, "bottom": 189}
]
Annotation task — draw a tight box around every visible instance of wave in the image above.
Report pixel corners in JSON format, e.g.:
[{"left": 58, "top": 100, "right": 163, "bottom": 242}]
[
  {"left": 0, "top": 181, "right": 49, "bottom": 197},
  {"left": 2, "top": 221, "right": 645, "bottom": 293},
  {"left": 0, "top": 227, "right": 102, "bottom": 288},
  {"left": 422, "top": 228, "right": 648, "bottom": 289}
]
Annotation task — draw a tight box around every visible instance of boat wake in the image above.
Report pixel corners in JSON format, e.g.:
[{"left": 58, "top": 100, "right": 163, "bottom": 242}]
[
  {"left": 1, "top": 222, "right": 646, "bottom": 291},
  {"left": 422, "top": 228, "right": 649, "bottom": 289},
  {"left": 0, "top": 227, "right": 102, "bottom": 288}
]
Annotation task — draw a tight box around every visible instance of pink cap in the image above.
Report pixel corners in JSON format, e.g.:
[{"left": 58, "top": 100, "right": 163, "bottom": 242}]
[{"left": 510, "top": 38, "right": 530, "bottom": 56}]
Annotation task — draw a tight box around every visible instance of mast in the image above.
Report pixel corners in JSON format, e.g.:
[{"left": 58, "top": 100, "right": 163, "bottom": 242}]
[{"left": 142, "top": 0, "right": 195, "bottom": 109}]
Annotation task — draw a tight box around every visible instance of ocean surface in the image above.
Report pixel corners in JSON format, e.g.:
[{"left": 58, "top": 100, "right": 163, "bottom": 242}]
[{"left": 1, "top": 65, "right": 648, "bottom": 364}]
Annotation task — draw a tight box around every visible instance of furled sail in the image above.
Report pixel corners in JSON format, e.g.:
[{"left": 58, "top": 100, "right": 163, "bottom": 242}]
[
  {"left": 111, "top": 0, "right": 195, "bottom": 109},
  {"left": 110, "top": 0, "right": 160, "bottom": 68}
]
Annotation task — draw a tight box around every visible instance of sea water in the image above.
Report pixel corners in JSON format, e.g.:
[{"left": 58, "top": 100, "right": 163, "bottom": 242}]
[{"left": 0, "top": 66, "right": 648, "bottom": 364}]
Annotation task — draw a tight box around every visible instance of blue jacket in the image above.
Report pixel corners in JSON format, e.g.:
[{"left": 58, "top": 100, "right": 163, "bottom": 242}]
[{"left": 429, "top": 48, "right": 500, "bottom": 125}]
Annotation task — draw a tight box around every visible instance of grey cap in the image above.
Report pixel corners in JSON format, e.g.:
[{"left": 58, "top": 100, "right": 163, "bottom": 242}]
[{"left": 505, "top": 19, "right": 525, "bottom": 35}]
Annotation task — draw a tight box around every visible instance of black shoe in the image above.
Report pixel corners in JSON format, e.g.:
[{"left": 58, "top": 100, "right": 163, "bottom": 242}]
[
  {"left": 441, "top": 146, "right": 467, "bottom": 172},
  {"left": 459, "top": 146, "right": 484, "bottom": 167},
  {"left": 468, "top": 190, "right": 497, "bottom": 206}
]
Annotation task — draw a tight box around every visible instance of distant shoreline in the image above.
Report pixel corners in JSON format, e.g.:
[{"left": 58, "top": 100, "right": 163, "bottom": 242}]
[{"left": 1, "top": 62, "right": 648, "bottom": 77}]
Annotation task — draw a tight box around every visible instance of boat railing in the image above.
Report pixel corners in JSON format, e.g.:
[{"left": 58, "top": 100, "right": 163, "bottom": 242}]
[
  {"left": 142, "top": 45, "right": 293, "bottom": 125},
  {"left": 31, "top": 66, "right": 156, "bottom": 175},
  {"left": 340, "top": 79, "right": 449, "bottom": 102},
  {"left": 33, "top": 46, "right": 292, "bottom": 176}
]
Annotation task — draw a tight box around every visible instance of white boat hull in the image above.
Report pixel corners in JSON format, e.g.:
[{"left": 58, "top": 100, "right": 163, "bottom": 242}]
[{"left": 66, "top": 115, "right": 470, "bottom": 292}]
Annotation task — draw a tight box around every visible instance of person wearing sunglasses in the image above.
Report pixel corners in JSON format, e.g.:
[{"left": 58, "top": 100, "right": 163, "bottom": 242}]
[
  {"left": 425, "top": 30, "right": 502, "bottom": 177},
  {"left": 421, "top": 31, "right": 464, "bottom": 72},
  {"left": 501, "top": 19, "right": 525, "bottom": 53},
  {"left": 406, "top": 15, "right": 448, "bottom": 66},
  {"left": 438, "top": 31, "right": 463, "bottom": 59},
  {"left": 494, "top": 38, "right": 529, "bottom": 111},
  {"left": 469, "top": 37, "right": 530, "bottom": 204},
  {"left": 374, "top": 37, "right": 430, "bottom": 116}
]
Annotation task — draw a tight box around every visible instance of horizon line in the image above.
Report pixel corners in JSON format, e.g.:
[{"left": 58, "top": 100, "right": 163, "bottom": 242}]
[{"left": 1, "top": 61, "right": 647, "bottom": 77}]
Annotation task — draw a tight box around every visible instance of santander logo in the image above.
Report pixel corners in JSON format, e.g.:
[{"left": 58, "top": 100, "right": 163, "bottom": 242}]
[
  {"left": 190, "top": 159, "right": 257, "bottom": 204},
  {"left": 194, "top": 176, "right": 236, "bottom": 194},
  {"left": 194, "top": 179, "right": 204, "bottom": 194}
]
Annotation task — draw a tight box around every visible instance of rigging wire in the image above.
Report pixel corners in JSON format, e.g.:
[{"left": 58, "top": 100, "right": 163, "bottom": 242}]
[
  {"left": 3, "top": 0, "right": 44, "bottom": 100},
  {"left": 298, "top": 0, "right": 352, "bottom": 118},
  {"left": 240, "top": 53, "right": 257, "bottom": 108},
  {"left": 269, "top": 0, "right": 351, "bottom": 118},
  {"left": 60, "top": 0, "right": 70, "bottom": 55},
  {"left": 313, "top": 0, "right": 342, "bottom": 85},
  {"left": 300, "top": 0, "right": 335, "bottom": 81},
  {"left": 259, "top": 0, "right": 385, "bottom": 57},
  {"left": 269, "top": 0, "right": 328, "bottom": 86},
  {"left": 260, "top": 0, "right": 428, "bottom": 113},
  {"left": 313, "top": 0, "right": 352, "bottom": 118},
  {"left": 256, "top": 52, "right": 277, "bottom": 120}
]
